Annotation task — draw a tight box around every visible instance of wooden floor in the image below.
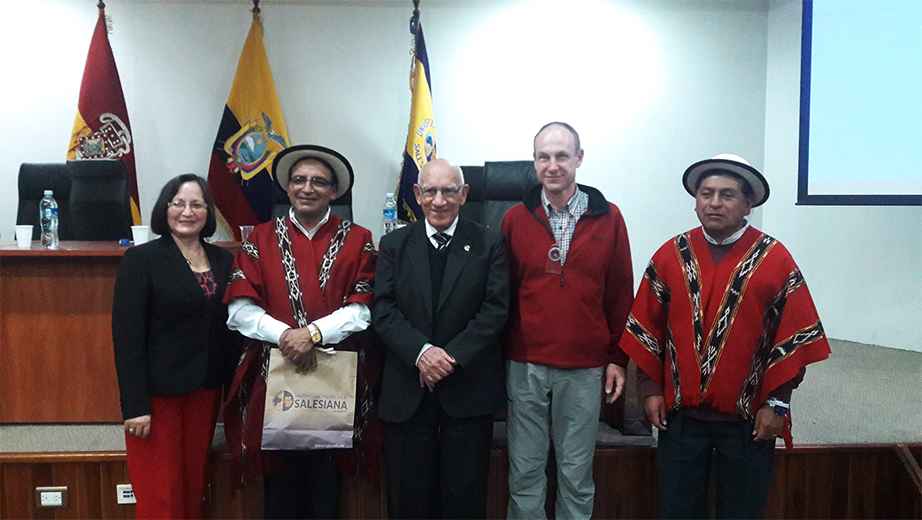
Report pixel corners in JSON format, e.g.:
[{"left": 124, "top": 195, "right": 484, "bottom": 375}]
[{"left": 2, "top": 444, "right": 919, "bottom": 519}]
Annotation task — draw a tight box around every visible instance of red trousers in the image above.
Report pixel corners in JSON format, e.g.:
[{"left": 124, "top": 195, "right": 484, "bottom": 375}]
[{"left": 125, "top": 388, "right": 221, "bottom": 520}]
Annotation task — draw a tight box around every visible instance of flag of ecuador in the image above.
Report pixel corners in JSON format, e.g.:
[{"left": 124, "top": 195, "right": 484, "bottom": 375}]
[
  {"left": 208, "top": 8, "right": 288, "bottom": 240},
  {"left": 396, "top": 11, "right": 437, "bottom": 223},
  {"left": 67, "top": 5, "right": 141, "bottom": 225}
]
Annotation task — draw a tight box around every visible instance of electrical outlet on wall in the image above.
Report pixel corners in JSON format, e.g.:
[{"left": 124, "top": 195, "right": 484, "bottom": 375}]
[
  {"left": 116, "top": 484, "right": 136, "bottom": 504},
  {"left": 35, "top": 486, "right": 68, "bottom": 508}
]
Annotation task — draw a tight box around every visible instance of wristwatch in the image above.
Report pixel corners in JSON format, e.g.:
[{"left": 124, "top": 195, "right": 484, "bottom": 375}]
[
  {"left": 307, "top": 323, "right": 322, "bottom": 345},
  {"left": 765, "top": 397, "right": 789, "bottom": 416}
]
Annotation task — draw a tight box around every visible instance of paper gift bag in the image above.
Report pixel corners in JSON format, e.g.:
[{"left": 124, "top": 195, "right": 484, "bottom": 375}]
[{"left": 261, "top": 349, "right": 358, "bottom": 450}]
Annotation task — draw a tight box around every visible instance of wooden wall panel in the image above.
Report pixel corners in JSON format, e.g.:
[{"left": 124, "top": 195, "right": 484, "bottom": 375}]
[
  {"left": 897, "top": 452, "right": 922, "bottom": 520},
  {"left": 593, "top": 449, "right": 658, "bottom": 519},
  {"left": 486, "top": 451, "right": 510, "bottom": 518},
  {"left": 203, "top": 454, "right": 262, "bottom": 520},
  {"left": 483, "top": 448, "right": 658, "bottom": 519},
  {"left": 97, "top": 461, "right": 133, "bottom": 520},
  {"left": 339, "top": 474, "right": 386, "bottom": 520},
  {"left": 0, "top": 463, "right": 45, "bottom": 520},
  {"left": 848, "top": 451, "right": 882, "bottom": 519},
  {"left": 766, "top": 446, "right": 922, "bottom": 520},
  {"left": 0, "top": 458, "right": 135, "bottom": 520},
  {"left": 0, "top": 251, "right": 123, "bottom": 423},
  {"left": 862, "top": 448, "right": 922, "bottom": 520},
  {"left": 51, "top": 462, "right": 93, "bottom": 519},
  {"left": 1, "top": 445, "right": 919, "bottom": 520}
]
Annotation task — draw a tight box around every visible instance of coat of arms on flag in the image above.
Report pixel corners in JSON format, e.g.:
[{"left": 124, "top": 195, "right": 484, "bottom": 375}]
[
  {"left": 67, "top": 2, "right": 141, "bottom": 225},
  {"left": 208, "top": 4, "right": 289, "bottom": 240}
]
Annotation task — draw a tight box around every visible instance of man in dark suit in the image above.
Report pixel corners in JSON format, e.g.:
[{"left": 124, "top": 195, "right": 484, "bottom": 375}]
[{"left": 373, "top": 158, "right": 510, "bottom": 519}]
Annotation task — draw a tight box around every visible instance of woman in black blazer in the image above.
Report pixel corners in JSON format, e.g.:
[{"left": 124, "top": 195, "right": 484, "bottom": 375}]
[{"left": 112, "top": 174, "right": 234, "bottom": 520}]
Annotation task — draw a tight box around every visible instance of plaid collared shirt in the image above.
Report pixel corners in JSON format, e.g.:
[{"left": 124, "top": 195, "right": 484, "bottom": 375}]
[{"left": 542, "top": 187, "right": 588, "bottom": 265}]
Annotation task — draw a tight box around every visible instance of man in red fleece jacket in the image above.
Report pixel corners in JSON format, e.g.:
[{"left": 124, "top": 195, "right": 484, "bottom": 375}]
[{"left": 501, "top": 122, "right": 634, "bottom": 519}]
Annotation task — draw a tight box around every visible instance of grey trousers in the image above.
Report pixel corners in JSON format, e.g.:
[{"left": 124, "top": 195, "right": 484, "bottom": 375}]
[{"left": 506, "top": 360, "right": 603, "bottom": 520}]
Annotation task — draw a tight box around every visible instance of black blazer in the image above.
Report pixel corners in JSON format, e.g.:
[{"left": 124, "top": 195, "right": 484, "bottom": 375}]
[
  {"left": 373, "top": 217, "right": 510, "bottom": 423},
  {"left": 112, "top": 234, "right": 234, "bottom": 420}
]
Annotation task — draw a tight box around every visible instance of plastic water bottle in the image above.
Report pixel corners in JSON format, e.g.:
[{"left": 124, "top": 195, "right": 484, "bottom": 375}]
[
  {"left": 383, "top": 192, "right": 398, "bottom": 235},
  {"left": 40, "top": 190, "right": 59, "bottom": 249}
]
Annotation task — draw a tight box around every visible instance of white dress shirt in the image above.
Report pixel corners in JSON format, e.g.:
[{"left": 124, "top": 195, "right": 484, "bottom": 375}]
[
  {"left": 702, "top": 220, "right": 751, "bottom": 245},
  {"left": 424, "top": 216, "right": 458, "bottom": 249},
  {"left": 226, "top": 207, "right": 371, "bottom": 345}
]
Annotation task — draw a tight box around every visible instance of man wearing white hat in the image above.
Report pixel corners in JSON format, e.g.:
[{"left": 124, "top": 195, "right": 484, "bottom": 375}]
[
  {"left": 619, "top": 154, "right": 831, "bottom": 518},
  {"left": 224, "top": 144, "right": 378, "bottom": 519}
]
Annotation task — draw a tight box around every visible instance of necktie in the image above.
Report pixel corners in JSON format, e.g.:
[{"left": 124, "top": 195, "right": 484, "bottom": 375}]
[{"left": 433, "top": 232, "right": 451, "bottom": 250}]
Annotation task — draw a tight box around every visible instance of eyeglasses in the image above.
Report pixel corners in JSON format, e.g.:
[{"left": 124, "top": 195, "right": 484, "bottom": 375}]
[
  {"left": 167, "top": 200, "right": 207, "bottom": 212},
  {"left": 289, "top": 176, "right": 335, "bottom": 189},
  {"left": 417, "top": 185, "right": 464, "bottom": 201}
]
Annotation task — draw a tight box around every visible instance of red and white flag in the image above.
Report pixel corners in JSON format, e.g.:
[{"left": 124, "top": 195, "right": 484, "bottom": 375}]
[{"left": 67, "top": 3, "right": 141, "bottom": 225}]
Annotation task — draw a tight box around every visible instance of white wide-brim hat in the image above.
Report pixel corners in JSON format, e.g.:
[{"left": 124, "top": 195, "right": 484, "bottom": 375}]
[
  {"left": 272, "top": 144, "right": 354, "bottom": 196},
  {"left": 682, "top": 153, "right": 770, "bottom": 207}
]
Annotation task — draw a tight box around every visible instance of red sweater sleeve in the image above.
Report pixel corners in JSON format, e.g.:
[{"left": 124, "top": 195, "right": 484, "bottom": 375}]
[{"left": 604, "top": 204, "right": 633, "bottom": 366}]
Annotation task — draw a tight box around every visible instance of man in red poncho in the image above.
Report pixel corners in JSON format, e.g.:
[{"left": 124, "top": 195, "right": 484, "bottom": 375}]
[
  {"left": 620, "top": 154, "right": 830, "bottom": 519},
  {"left": 223, "top": 144, "right": 379, "bottom": 519}
]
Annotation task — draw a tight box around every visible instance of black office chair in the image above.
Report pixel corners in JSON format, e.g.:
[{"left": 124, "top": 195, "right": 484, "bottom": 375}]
[
  {"left": 17, "top": 163, "right": 75, "bottom": 240},
  {"left": 459, "top": 165, "right": 485, "bottom": 226},
  {"left": 460, "top": 160, "right": 538, "bottom": 231},
  {"left": 67, "top": 159, "right": 134, "bottom": 241}
]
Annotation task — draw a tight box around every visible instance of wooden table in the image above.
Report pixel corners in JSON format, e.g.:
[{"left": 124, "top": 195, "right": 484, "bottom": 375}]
[
  {"left": 1, "top": 241, "right": 239, "bottom": 423},
  {"left": 1, "top": 242, "right": 129, "bottom": 422}
]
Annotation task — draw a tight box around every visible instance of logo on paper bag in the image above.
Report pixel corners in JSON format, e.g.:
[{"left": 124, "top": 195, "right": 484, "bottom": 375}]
[
  {"left": 273, "top": 391, "right": 295, "bottom": 412},
  {"left": 273, "top": 390, "right": 349, "bottom": 413}
]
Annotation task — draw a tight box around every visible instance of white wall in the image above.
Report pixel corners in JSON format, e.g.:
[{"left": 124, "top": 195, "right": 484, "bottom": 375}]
[
  {"left": 762, "top": 0, "right": 922, "bottom": 351},
  {"left": 1, "top": 0, "right": 918, "bottom": 351}
]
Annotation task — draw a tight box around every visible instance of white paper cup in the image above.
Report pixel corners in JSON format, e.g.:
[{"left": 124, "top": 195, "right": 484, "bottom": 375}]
[
  {"left": 240, "top": 225, "right": 254, "bottom": 243},
  {"left": 15, "top": 225, "right": 33, "bottom": 248},
  {"left": 131, "top": 225, "right": 150, "bottom": 245}
]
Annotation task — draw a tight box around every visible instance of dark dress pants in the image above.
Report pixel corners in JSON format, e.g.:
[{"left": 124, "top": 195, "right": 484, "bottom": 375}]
[
  {"left": 384, "top": 390, "right": 494, "bottom": 519},
  {"left": 657, "top": 412, "right": 776, "bottom": 519},
  {"left": 263, "top": 450, "right": 340, "bottom": 519}
]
